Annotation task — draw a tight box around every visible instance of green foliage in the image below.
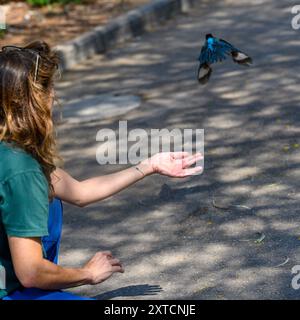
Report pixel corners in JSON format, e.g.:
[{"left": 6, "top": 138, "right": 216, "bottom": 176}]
[
  {"left": 26, "top": 0, "right": 81, "bottom": 7},
  {"left": 0, "top": 30, "right": 6, "bottom": 39}
]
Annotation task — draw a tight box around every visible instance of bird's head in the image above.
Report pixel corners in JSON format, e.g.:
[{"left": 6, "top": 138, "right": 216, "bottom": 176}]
[{"left": 205, "top": 34, "right": 213, "bottom": 40}]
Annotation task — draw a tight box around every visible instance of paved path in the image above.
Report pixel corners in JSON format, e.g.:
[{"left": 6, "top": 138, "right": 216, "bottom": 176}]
[{"left": 55, "top": 0, "right": 300, "bottom": 299}]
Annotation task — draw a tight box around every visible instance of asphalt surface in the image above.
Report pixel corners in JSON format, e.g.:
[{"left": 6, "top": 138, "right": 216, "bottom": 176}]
[{"left": 55, "top": 0, "right": 300, "bottom": 299}]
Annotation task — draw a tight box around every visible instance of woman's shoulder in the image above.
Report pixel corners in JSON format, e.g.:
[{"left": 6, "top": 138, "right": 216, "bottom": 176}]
[{"left": 0, "top": 142, "right": 43, "bottom": 182}]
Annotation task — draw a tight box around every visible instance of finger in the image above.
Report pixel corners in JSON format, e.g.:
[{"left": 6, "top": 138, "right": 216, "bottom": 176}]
[
  {"left": 101, "top": 251, "right": 113, "bottom": 258},
  {"left": 109, "top": 258, "right": 121, "bottom": 266},
  {"left": 181, "top": 154, "right": 203, "bottom": 168},
  {"left": 111, "top": 265, "right": 125, "bottom": 273},
  {"left": 178, "top": 166, "right": 203, "bottom": 177},
  {"left": 171, "top": 152, "right": 190, "bottom": 159}
]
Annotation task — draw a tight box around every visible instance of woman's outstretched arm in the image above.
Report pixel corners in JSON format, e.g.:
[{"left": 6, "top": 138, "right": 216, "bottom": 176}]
[{"left": 52, "top": 152, "right": 203, "bottom": 207}]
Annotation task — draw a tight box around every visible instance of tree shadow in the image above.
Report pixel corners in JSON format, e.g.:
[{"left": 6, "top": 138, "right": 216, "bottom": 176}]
[{"left": 54, "top": 0, "right": 300, "bottom": 300}]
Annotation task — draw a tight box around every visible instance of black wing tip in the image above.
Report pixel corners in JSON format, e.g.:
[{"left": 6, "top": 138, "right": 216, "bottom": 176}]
[
  {"left": 231, "top": 51, "right": 253, "bottom": 66},
  {"left": 197, "top": 64, "right": 212, "bottom": 85},
  {"left": 236, "top": 57, "right": 253, "bottom": 66}
]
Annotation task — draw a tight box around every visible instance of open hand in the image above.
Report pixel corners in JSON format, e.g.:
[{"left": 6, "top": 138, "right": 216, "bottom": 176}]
[{"left": 140, "top": 152, "right": 203, "bottom": 178}]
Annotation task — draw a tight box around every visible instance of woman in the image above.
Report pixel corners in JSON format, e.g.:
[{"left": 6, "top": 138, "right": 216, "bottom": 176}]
[{"left": 0, "top": 41, "right": 202, "bottom": 300}]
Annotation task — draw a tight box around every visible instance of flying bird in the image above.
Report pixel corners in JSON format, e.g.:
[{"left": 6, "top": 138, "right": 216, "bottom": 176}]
[{"left": 197, "top": 34, "right": 252, "bottom": 84}]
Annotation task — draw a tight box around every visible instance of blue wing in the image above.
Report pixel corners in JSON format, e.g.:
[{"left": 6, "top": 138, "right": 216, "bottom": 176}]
[{"left": 198, "top": 38, "right": 238, "bottom": 65}]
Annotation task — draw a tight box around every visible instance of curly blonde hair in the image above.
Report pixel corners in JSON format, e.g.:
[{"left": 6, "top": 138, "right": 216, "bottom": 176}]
[{"left": 0, "top": 40, "right": 60, "bottom": 198}]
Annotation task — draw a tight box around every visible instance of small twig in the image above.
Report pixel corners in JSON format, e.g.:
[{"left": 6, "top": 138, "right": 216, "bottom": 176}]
[
  {"left": 273, "top": 257, "right": 290, "bottom": 268},
  {"left": 239, "top": 232, "right": 265, "bottom": 243},
  {"left": 212, "top": 199, "right": 252, "bottom": 211},
  {"left": 231, "top": 205, "right": 252, "bottom": 210}
]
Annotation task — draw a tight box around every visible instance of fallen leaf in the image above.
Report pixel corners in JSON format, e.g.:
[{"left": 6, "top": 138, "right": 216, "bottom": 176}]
[
  {"left": 239, "top": 232, "right": 266, "bottom": 244},
  {"left": 254, "top": 233, "right": 265, "bottom": 244},
  {"left": 282, "top": 146, "right": 290, "bottom": 152}
]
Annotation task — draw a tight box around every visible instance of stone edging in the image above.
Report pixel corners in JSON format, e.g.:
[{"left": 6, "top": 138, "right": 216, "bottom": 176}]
[{"left": 55, "top": 0, "right": 195, "bottom": 71}]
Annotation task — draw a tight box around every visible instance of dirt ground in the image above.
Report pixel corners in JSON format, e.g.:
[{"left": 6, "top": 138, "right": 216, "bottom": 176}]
[{"left": 0, "top": 0, "right": 149, "bottom": 47}]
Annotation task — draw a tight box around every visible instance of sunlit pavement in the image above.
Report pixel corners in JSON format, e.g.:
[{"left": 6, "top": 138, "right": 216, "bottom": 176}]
[{"left": 55, "top": 0, "right": 300, "bottom": 299}]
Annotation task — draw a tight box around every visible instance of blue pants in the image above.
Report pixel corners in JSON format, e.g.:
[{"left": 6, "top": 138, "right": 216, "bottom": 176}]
[{"left": 3, "top": 198, "right": 94, "bottom": 300}]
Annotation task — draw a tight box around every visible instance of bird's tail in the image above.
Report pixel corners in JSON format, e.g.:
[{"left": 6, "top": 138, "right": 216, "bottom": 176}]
[
  {"left": 197, "top": 63, "right": 212, "bottom": 85},
  {"left": 231, "top": 51, "right": 253, "bottom": 66}
]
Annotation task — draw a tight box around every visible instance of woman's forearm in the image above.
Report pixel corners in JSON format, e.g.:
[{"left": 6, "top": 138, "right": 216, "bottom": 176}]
[
  {"left": 52, "top": 162, "right": 154, "bottom": 207},
  {"left": 25, "top": 259, "right": 91, "bottom": 290},
  {"left": 78, "top": 162, "right": 154, "bottom": 206}
]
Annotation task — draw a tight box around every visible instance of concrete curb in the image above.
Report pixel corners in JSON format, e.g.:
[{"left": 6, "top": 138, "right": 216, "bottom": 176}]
[{"left": 55, "top": 0, "right": 195, "bottom": 71}]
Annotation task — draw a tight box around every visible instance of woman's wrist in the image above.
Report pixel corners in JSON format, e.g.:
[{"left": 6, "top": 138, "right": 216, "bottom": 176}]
[
  {"left": 80, "top": 267, "right": 94, "bottom": 285},
  {"left": 136, "top": 159, "right": 155, "bottom": 177}
]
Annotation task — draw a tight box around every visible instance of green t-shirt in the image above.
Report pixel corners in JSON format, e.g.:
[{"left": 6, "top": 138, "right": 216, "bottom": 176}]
[{"left": 0, "top": 141, "right": 49, "bottom": 299}]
